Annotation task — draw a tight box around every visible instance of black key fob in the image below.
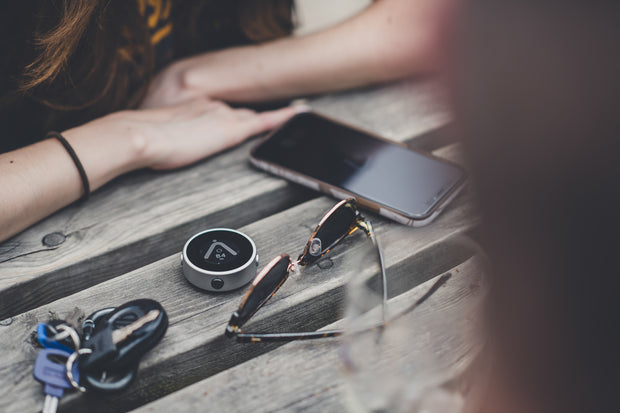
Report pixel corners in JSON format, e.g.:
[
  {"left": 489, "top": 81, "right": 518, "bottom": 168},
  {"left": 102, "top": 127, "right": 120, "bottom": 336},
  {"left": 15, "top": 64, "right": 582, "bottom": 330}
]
[
  {"left": 80, "top": 306, "right": 137, "bottom": 392},
  {"left": 81, "top": 299, "right": 168, "bottom": 374}
]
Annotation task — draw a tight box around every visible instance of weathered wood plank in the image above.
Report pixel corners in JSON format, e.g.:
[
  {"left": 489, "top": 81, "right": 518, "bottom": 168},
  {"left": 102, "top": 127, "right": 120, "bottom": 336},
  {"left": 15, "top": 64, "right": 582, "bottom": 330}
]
[
  {"left": 130, "top": 256, "right": 485, "bottom": 413},
  {"left": 0, "top": 144, "right": 477, "bottom": 413},
  {"left": 0, "top": 80, "right": 445, "bottom": 319}
]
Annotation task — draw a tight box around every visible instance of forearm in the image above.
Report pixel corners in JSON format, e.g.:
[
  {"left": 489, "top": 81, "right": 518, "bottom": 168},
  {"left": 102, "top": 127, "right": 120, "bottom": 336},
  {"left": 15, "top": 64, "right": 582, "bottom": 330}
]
[
  {"left": 0, "top": 99, "right": 297, "bottom": 242},
  {"left": 0, "top": 114, "right": 148, "bottom": 242},
  {"left": 180, "top": 0, "right": 444, "bottom": 102}
]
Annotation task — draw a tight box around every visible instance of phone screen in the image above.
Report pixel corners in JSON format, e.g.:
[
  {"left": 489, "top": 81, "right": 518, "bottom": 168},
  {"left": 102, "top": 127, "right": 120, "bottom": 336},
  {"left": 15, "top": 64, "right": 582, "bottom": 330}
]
[{"left": 252, "top": 113, "right": 465, "bottom": 219}]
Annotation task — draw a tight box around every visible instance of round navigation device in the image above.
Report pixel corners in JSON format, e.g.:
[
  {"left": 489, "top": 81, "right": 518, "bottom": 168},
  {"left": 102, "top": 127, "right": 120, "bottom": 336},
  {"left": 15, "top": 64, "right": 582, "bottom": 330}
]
[{"left": 182, "top": 228, "right": 258, "bottom": 292}]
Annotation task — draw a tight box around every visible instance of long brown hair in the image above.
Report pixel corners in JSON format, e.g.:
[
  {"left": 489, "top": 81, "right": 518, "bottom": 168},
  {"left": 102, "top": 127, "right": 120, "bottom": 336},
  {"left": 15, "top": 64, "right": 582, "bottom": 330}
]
[
  {"left": 20, "top": 3, "right": 98, "bottom": 92},
  {"left": 19, "top": 1, "right": 152, "bottom": 112},
  {"left": 14, "top": 0, "right": 294, "bottom": 128}
]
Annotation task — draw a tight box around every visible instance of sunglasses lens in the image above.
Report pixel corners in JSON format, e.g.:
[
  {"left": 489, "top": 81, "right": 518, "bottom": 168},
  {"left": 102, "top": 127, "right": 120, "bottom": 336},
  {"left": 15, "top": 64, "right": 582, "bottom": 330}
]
[
  {"left": 235, "top": 254, "right": 291, "bottom": 327},
  {"left": 299, "top": 200, "right": 359, "bottom": 266}
]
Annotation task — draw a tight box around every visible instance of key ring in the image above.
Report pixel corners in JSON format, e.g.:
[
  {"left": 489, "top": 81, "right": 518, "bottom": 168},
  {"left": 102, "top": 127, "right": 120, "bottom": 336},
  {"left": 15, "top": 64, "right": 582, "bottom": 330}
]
[
  {"left": 66, "top": 348, "right": 91, "bottom": 392},
  {"left": 83, "top": 366, "right": 137, "bottom": 392}
]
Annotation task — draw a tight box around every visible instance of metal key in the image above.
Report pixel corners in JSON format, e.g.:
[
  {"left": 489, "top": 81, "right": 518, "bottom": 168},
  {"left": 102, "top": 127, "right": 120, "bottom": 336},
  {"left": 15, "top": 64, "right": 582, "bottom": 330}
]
[
  {"left": 33, "top": 348, "right": 80, "bottom": 413},
  {"left": 80, "top": 299, "right": 168, "bottom": 376},
  {"left": 81, "top": 309, "right": 161, "bottom": 373},
  {"left": 75, "top": 306, "right": 137, "bottom": 392},
  {"left": 112, "top": 309, "right": 159, "bottom": 342}
]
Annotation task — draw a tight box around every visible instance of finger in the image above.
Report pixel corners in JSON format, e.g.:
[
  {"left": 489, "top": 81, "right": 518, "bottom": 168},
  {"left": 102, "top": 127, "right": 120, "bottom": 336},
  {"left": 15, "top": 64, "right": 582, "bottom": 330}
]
[
  {"left": 234, "top": 108, "right": 257, "bottom": 119},
  {"left": 243, "top": 105, "right": 306, "bottom": 136}
]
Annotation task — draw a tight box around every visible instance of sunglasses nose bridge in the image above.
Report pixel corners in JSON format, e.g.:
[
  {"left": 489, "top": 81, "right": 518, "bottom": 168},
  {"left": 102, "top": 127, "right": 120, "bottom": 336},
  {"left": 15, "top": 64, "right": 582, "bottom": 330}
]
[
  {"left": 287, "top": 259, "right": 301, "bottom": 275},
  {"left": 355, "top": 218, "right": 373, "bottom": 239}
]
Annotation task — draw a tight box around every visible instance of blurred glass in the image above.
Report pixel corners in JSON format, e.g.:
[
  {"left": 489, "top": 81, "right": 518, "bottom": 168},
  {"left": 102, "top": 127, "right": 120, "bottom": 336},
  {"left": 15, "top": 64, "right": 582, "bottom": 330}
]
[{"left": 339, "top": 236, "right": 486, "bottom": 413}]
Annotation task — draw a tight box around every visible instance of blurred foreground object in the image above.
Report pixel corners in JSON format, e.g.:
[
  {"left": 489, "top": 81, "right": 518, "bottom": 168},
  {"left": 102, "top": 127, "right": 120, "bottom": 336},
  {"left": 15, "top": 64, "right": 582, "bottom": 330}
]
[
  {"left": 449, "top": 1, "right": 620, "bottom": 412},
  {"left": 342, "top": 236, "right": 487, "bottom": 412}
]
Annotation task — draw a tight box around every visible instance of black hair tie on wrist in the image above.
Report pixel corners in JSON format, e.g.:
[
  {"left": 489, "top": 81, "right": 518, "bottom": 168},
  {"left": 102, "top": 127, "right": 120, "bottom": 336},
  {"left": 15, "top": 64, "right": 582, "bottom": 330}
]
[{"left": 47, "top": 131, "right": 90, "bottom": 202}]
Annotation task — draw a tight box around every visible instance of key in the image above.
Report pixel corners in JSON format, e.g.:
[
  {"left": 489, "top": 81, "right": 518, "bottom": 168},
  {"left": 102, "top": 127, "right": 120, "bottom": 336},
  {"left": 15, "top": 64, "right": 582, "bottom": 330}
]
[
  {"left": 111, "top": 309, "right": 159, "bottom": 342},
  {"left": 33, "top": 348, "right": 80, "bottom": 413},
  {"left": 80, "top": 306, "right": 137, "bottom": 392},
  {"left": 80, "top": 299, "right": 168, "bottom": 374},
  {"left": 82, "top": 306, "right": 135, "bottom": 391},
  {"left": 36, "top": 322, "right": 80, "bottom": 352},
  {"left": 78, "top": 303, "right": 165, "bottom": 392},
  {"left": 82, "top": 310, "right": 158, "bottom": 371}
]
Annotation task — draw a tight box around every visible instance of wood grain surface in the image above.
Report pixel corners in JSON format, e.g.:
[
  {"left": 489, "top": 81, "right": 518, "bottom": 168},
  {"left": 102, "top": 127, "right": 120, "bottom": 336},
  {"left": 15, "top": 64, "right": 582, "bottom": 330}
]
[
  {"left": 0, "top": 147, "right": 476, "bottom": 412},
  {"left": 0, "top": 80, "right": 479, "bottom": 413}
]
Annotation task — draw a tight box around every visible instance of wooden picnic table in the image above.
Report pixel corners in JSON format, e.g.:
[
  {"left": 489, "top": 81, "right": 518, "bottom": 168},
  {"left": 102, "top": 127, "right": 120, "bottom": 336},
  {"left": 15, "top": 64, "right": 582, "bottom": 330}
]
[{"left": 0, "top": 80, "right": 483, "bottom": 412}]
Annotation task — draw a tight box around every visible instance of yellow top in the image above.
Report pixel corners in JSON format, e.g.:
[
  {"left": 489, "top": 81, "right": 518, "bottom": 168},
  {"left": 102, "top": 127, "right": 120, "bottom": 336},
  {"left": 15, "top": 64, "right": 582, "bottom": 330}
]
[{"left": 137, "top": 0, "right": 173, "bottom": 45}]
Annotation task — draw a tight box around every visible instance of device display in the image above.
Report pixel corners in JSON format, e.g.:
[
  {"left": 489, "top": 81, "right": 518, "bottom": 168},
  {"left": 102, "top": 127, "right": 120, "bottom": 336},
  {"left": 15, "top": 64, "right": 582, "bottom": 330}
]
[
  {"left": 186, "top": 230, "right": 253, "bottom": 272},
  {"left": 182, "top": 229, "right": 258, "bottom": 292},
  {"left": 250, "top": 112, "right": 466, "bottom": 226}
]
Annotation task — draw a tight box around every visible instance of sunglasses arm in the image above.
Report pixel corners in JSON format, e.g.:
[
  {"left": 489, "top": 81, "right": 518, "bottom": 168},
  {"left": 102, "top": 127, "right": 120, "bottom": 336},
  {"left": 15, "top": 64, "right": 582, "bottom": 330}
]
[
  {"left": 357, "top": 219, "right": 388, "bottom": 320},
  {"left": 234, "top": 329, "right": 345, "bottom": 343}
]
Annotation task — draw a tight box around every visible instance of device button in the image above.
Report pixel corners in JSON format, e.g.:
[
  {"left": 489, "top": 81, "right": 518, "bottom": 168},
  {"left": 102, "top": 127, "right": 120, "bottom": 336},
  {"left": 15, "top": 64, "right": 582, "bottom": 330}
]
[{"left": 211, "top": 278, "right": 225, "bottom": 290}]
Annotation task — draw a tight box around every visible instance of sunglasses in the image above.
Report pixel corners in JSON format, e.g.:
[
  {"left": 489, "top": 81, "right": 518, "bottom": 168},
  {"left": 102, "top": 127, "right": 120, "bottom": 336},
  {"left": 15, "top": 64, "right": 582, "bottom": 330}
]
[
  {"left": 224, "top": 198, "right": 451, "bottom": 343},
  {"left": 224, "top": 198, "right": 384, "bottom": 342}
]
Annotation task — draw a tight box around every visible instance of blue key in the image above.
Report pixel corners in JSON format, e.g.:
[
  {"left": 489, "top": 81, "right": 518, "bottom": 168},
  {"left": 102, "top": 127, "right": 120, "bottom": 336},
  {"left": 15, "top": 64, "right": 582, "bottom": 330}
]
[
  {"left": 36, "top": 323, "right": 76, "bottom": 353},
  {"left": 33, "top": 348, "right": 80, "bottom": 413}
]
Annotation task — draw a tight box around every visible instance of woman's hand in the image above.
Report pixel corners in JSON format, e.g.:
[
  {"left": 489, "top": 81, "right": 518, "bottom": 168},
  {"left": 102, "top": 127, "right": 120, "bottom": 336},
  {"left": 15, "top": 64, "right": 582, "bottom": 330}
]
[
  {"left": 127, "top": 98, "right": 299, "bottom": 169},
  {"left": 141, "top": 0, "right": 444, "bottom": 109},
  {"left": 146, "top": 98, "right": 299, "bottom": 169}
]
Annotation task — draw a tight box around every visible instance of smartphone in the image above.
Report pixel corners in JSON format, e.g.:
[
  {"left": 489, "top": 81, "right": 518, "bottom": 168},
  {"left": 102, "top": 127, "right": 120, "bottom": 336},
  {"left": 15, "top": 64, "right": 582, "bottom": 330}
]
[{"left": 250, "top": 112, "right": 466, "bottom": 226}]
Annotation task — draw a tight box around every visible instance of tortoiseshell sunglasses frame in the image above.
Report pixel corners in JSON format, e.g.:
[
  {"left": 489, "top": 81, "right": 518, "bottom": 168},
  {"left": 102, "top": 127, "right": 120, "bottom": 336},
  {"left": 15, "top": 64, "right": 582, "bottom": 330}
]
[{"left": 225, "top": 198, "right": 386, "bottom": 342}]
